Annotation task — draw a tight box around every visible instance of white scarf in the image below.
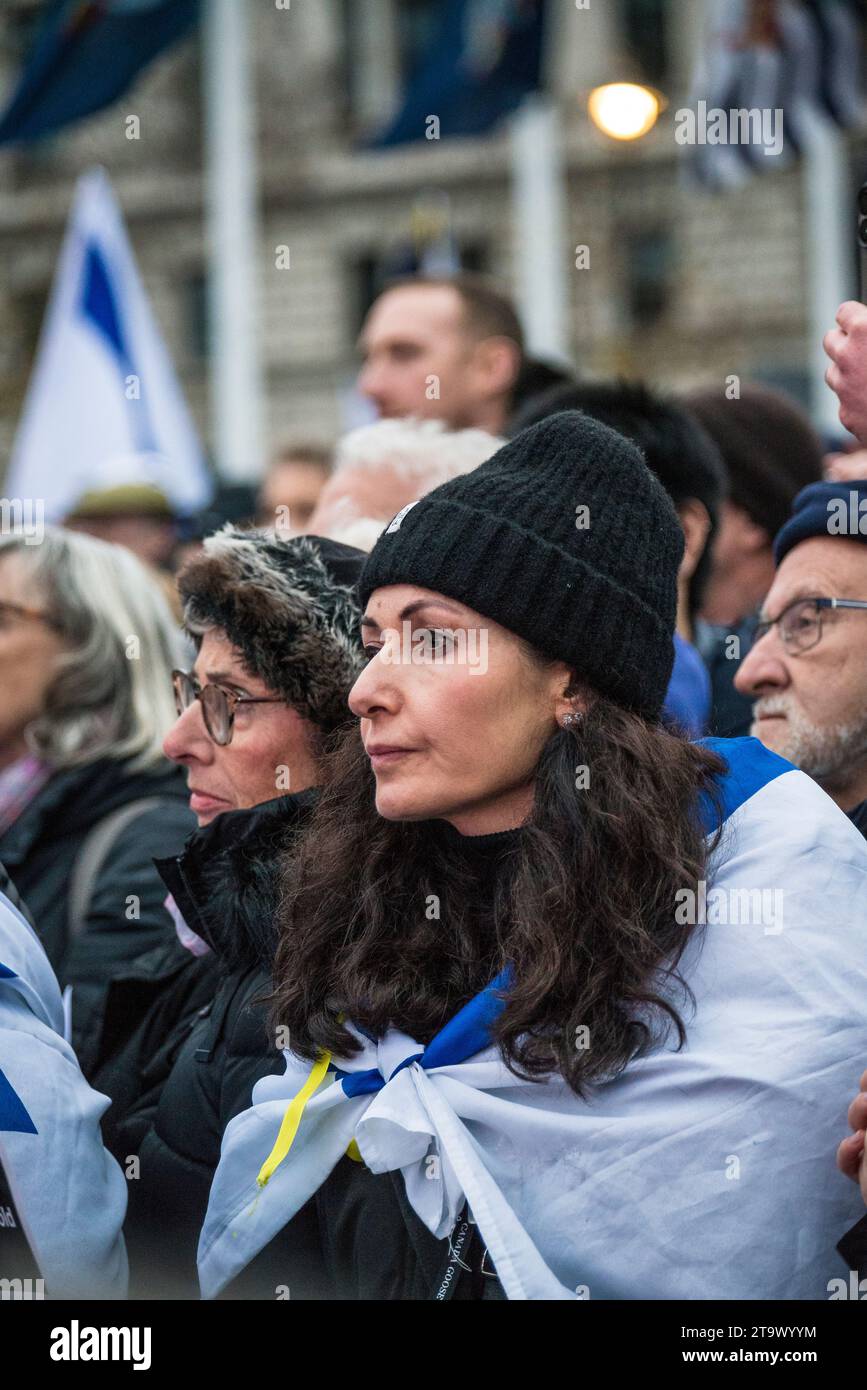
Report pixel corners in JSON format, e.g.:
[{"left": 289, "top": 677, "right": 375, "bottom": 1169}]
[{"left": 199, "top": 739, "right": 867, "bottom": 1300}]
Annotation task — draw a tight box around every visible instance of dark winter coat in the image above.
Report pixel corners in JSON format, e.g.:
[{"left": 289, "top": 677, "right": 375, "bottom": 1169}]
[
  {"left": 93, "top": 791, "right": 318, "bottom": 1299},
  {"left": 0, "top": 756, "right": 194, "bottom": 1075},
  {"left": 218, "top": 823, "right": 517, "bottom": 1302}
]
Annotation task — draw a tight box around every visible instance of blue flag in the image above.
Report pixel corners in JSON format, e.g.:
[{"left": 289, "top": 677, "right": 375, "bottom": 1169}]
[
  {"left": 373, "top": 0, "right": 548, "bottom": 147},
  {"left": 0, "top": 0, "right": 199, "bottom": 147},
  {"left": 0, "top": 1067, "right": 37, "bottom": 1135}
]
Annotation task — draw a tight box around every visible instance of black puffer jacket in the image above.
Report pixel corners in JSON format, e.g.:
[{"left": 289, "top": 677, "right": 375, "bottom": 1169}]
[
  {"left": 93, "top": 791, "right": 318, "bottom": 1299},
  {"left": 0, "top": 756, "right": 194, "bottom": 1075}
]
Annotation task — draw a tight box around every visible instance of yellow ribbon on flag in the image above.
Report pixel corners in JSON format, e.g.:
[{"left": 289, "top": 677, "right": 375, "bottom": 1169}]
[{"left": 256, "top": 1050, "right": 332, "bottom": 1189}]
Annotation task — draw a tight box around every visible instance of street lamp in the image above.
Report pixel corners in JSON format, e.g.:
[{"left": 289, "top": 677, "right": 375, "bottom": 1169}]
[{"left": 588, "top": 83, "right": 662, "bottom": 141}]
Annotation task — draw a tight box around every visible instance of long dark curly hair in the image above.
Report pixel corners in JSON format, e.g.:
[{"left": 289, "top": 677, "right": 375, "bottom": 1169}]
[{"left": 269, "top": 679, "right": 726, "bottom": 1096}]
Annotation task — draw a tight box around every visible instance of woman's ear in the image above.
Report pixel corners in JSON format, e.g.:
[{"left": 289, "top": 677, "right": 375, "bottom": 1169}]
[{"left": 551, "top": 665, "right": 589, "bottom": 727}]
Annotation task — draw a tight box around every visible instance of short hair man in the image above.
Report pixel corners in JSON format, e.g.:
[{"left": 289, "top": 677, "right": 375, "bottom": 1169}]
[
  {"left": 357, "top": 274, "right": 525, "bottom": 434},
  {"left": 682, "top": 384, "right": 824, "bottom": 736},
  {"left": 682, "top": 385, "right": 824, "bottom": 627},
  {"left": 735, "top": 480, "right": 867, "bottom": 835},
  {"left": 257, "top": 442, "right": 332, "bottom": 534}
]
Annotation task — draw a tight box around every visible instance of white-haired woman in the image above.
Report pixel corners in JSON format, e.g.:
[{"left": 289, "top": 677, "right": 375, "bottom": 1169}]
[
  {"left": 308, "top": 418, "right": 502, "bottom": 552},
  {"left": 0, "top": 528, "right": 195, "bottom": 1074}
]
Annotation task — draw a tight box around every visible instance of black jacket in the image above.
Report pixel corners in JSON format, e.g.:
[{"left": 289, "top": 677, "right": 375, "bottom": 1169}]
[
  {"left": 102, "top": 799, "right": 508, "bottom": 1300},
  {"left": 93, "top": 791, "right": 318, "bottom": 1299},
  {"left": 0, "top": 858, "right": 34, "bottom": 927},
  {"left": 0, "top": 756, "right": 194, "bottom": 1075}
]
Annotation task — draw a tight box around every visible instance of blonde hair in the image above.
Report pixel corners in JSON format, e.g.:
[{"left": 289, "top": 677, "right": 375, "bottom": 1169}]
[{"left": 0, "top": 528, "right": 184, "bottom": 771}]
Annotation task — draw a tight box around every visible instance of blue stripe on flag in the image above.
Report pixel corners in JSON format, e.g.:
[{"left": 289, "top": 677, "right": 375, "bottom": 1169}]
[
  {"left": 80, "top": 240, "right": 130, "bottom": 366},
  {"left": 697, "top": 736, "right": 794, "bottom": 835},
  {"left": 0, "top": 964, "right": 17, "bottom": 979},
  {"left": 0, "top": 1067, "right": 38, "bottom": 1135}
]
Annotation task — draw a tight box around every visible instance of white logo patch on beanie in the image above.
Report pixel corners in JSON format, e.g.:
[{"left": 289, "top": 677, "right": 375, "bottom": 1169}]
[{"left": 385, "top": 500, "right": 419, "bottom": 534}]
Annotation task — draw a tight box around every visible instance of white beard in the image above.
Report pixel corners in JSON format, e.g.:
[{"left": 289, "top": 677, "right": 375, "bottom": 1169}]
[{"left": 752, "top": 694, "right": 867, "bottom": 783}]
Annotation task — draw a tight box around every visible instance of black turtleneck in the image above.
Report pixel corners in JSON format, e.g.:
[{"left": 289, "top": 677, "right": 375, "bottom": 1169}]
[{"left": 427, "top": 819, "right": 525, "bottom": 898}]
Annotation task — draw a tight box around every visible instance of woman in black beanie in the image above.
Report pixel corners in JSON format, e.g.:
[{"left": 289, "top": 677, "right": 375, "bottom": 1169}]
[{"left": 198, "top": 412, "right": 867, "bottom": 1302}]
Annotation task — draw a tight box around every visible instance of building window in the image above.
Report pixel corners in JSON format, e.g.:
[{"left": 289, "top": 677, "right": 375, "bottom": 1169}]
[
  {"left": 624, "top": 226, "right": 672, "bottom": 328},
  {"left": 4, "top": 285, "right": 46, "bottom": 383},
  {"left": 618, "top": 0, "right": 669, "bottom": 88}
]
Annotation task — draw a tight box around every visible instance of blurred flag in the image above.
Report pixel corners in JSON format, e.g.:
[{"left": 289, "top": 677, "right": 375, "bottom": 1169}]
[
  {"left": 685, "top": 0, "right": 864, "bottom": 190},
  {"left": 378, "top": 193, "right": 462, "bottom": 280},
  {"left": 6, "top": 167, "right": 211, "bottom": 522},
  {"left": 373, "top": 0, "right": 548, "bottom": 147},
  {"left": 0, "top": 0, "right": 199, "bottom": 146}
]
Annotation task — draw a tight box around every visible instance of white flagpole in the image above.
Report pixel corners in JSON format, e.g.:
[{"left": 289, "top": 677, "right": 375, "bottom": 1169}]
[
  {"left": 509, "top": 95, "right": 570, "bottom": 363},
  {"left": 801, "top": 110, "right": 853, "bottom": 438},
  {"left": 203, "top": 0, "right": 265, "bottom": 481}
]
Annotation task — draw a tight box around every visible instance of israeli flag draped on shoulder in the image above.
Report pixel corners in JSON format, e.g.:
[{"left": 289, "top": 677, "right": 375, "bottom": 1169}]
[
  {"left": 0, "top": 888, "right": 127, "bottom": 1297},
  {"left": 5, "top": 166, "right": 211, "bottom": 524},
  {"left": 199, "top": 738, "right": 867, "bottom": 1301}
]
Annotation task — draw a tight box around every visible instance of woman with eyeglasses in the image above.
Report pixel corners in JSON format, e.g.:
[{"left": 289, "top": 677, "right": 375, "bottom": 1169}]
[
  {"left": 0, "top": 528, "right": 194, "bottom": 1076},
  {"left": 91, "top": 526, "right": 365, "bottom": 1299},
  {"left": 199, "top": 413, "right": 867, "bottom": 1302}
]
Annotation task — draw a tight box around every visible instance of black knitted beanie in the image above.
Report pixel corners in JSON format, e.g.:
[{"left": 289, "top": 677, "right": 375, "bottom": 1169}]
[{"left": 358, "top": 410, "right": 684, "bottom": 720}]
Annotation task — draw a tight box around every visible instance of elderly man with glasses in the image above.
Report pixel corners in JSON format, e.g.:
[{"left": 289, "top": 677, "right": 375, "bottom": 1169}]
[
  {"left": 736, "top": 479, "right": 867, "bottom": 1281},
  {"left": 735, "top": 480, "right": 867, "bottom": 837}
]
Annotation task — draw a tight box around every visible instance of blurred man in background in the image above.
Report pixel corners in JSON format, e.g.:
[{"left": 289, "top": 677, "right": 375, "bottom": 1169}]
[
  {"left": 64, "top": 483, "right": 178, "bottom": 571},
  {"left": 256, "top": 441, "right": 332, "bottom": 533},
  {"left": 683, "top": 384, "right": 824, "bottom": 736},
  {"left": 64, "top": 482, "right": 182, "bottom": 619},
  {"left": 735, "top": 481, "right": 867, "bottom": 838},
  {"left": 357, "top": 273, "right": 525, "bottom": 434},
  {"left": 308, "top": 417, "right": 501, "bottom": 552}
]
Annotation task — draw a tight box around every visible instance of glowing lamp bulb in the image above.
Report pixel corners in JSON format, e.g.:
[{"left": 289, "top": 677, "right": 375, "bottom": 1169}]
[{"left": 588, "top": 83, "right": 661, "bottom": 141}]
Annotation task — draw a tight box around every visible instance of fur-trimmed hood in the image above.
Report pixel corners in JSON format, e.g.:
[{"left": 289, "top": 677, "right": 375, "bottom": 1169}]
[{"left": 178, "top": 528, "right": 366, "bottom": 733}]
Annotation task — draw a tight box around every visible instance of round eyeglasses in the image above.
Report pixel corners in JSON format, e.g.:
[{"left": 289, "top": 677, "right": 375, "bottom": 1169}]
[
  {"left": 752, "top": 597, "right": 867, "bottom": 655},
  {"left": 171, "top": 669, "right": 283, "bottom": 746}
]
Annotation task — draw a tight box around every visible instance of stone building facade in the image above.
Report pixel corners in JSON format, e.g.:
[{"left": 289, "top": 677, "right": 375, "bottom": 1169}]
[{"left": 0, "top": 0, "right": 864, "bottom": 482}]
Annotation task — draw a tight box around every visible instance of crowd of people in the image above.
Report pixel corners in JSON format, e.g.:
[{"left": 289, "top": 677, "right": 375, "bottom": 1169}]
[{"left": 1, "top": 271, "right": 867, "bottom": 1301}]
